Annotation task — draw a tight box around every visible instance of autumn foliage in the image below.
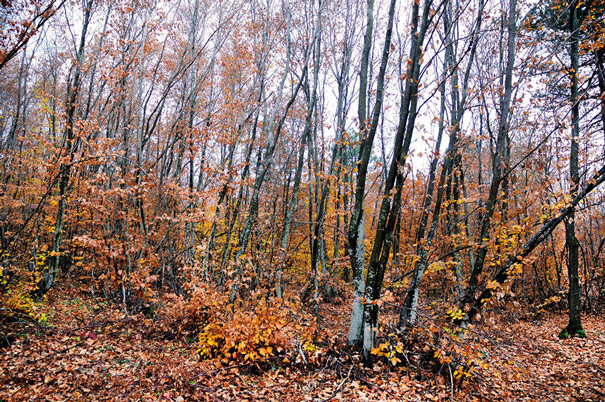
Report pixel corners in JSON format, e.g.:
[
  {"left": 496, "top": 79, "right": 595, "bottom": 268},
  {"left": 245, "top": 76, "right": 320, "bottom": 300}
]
[{"left": 1, "top": 0, "right": 605, "bottom": 400}]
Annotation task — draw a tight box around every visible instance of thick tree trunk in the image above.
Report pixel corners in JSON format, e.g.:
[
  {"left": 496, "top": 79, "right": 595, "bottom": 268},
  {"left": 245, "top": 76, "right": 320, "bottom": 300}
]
[{"left": 360, "top": 0, "right": 440, "bottom": 360}]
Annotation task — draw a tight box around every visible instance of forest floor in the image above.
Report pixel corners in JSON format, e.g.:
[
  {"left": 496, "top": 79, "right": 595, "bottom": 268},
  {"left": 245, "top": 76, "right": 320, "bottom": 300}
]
[{"left": 1, "top": 286, "right": 604, "bottom": 401}]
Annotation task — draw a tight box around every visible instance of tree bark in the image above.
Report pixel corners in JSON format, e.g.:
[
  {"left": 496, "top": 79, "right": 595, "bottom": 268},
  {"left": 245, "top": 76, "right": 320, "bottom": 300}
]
[
  {"left": 560, "top": 0, "right": 585, "bottom": 339},
  {"left": 458, "top": 163, "right": 605, "bottom": 325},
  {"left": 347, "top": 0, "right": 397, "bottom": 348},
  {"left": 462, "top": 0, "right": 517, "bottom": 309},
  {"left": 36, "top": 0, "right": 94, "bottom": 297}
]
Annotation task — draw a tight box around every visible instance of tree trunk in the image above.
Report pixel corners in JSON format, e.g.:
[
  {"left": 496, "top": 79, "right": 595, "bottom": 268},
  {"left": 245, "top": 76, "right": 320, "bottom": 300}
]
[
  {"left": 456, "top": 163, "right": 605, "bottom": 325},
  {"left": 36, "top": 0, "right": 94, "bottom": 297},
  {"left": 462, "top": 0, "right": 516, "bottom": 309},
  {"left": 560, "top": 0, "right": 585, "bottom": 339},
  {"left": 229, "top": 0, "right": 320, "bottom": 303},
  {"left": 400, "top": 0, "right": 484, "bottom": 328}
]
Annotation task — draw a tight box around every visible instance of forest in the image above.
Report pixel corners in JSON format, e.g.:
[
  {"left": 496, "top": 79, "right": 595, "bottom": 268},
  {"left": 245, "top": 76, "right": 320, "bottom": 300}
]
[{"left": 1, "top": 0, "right": 605, "bottom": 400}]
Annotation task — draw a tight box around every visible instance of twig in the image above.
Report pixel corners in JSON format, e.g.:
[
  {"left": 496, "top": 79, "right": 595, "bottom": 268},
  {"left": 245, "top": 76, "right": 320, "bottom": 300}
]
[
  {"left": 297, "top": 336, "right": 308, "bottom": 365},
  {"left": 448, "top": 363, "right": 454, "bottom": 401},
  {"left": 317, "top": 364, "right": 353, "bottom": 402}
]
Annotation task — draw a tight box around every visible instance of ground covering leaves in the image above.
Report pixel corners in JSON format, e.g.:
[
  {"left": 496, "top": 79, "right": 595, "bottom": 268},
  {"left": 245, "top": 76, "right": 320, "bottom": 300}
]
[
  {"left": 474, "top": 314, "right": 605, "bottom": 401},
  {"left": 1, "top": 288, "right": 604, "bottom": 401}
]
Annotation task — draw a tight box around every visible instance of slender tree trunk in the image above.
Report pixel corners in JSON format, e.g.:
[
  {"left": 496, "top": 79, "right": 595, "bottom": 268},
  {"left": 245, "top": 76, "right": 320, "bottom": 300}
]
[
  {"left": 276, "top": 54, "right": 318, "bottom": 297},
  {"left": 36, "top": 0, "right": 94, "bottom": 297},
  {"left": 595, "top": 49, "right": 605, "bottom": 158},
  {"left": 347, "top": 0, "right": 397, "bottom": 348},
  {"left": 457, "top": 163, "right": 605, "bottom": 325},
  {"left": 560, "top": 0, "right": 585, "bottom": 338},
  {"left": 462, "top": 0, "right": 516, "bottom": 308},
  {"left": 400, "top": 46, "right": 448, "bottom": 327},
  {"left": 400, "top": 0, "right": 484, "bottom": 328},
  {"left": 229, "top": 0, "right": 320, "bottom": 303},
  {"left": 347, "top": 0, "right": 376, "bottom": 347}
]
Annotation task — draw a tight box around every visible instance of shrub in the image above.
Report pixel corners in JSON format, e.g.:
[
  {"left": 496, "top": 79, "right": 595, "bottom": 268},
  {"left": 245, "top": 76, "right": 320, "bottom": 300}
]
[
  {"left": 197, "top": 297, "right": 297, "bottom": 363},
  {"left": 0, "top": 268, "right": 47, "bottom": 324}
]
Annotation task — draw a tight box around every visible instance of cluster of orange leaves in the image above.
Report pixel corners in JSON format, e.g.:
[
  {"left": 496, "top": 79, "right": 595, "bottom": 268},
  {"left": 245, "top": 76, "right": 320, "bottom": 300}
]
[{"left": 160, "top": 284, "right": 315, "bottom": 366}]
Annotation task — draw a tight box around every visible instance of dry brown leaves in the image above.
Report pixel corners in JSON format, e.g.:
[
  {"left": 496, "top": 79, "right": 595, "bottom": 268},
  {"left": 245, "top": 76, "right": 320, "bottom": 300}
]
[
  {"left": 1, "top": 291, "right": 604, "bottom": 401},
  {"left": 466, "top": 312, "right": 605, "bottom": 402}
]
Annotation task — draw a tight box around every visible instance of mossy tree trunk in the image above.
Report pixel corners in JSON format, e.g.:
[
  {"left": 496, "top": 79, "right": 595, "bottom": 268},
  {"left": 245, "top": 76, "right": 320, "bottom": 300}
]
[{"left": 560, "top": 0, "right": 585, "bottom": 339}]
